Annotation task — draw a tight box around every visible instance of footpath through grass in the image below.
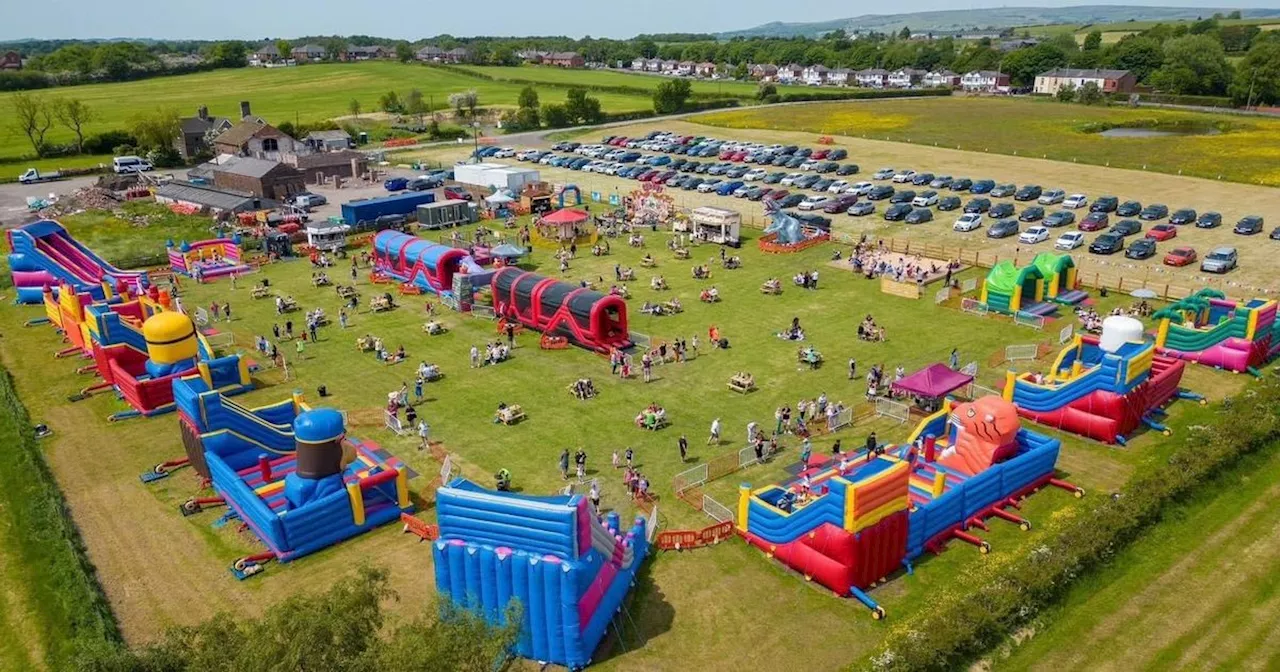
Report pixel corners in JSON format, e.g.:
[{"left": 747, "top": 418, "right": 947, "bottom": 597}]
[{"left": 694, "top": 97, "right": 1280, "bottom": 186}]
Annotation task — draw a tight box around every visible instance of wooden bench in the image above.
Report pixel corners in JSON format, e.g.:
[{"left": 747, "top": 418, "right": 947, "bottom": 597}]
[
  {"left": 797, "top": 349, "right": 823, "bottom": 368},
  {"left": 728, "top": 375, "right": 756, "bottom": 394},
  {"left": 336, "top": 285, "right": 358, "bottom": 299},
  {"left": 370, "top": 297, "right": 394, "bottom": 312},
  {"left": 640, "top": 258, "right": 657, "bottom": 268},
  {"left": 662, "top": 300, "right": 683, "bottom": 314},
  {"left": 279, "top": 299, "right": 298, "bottom": 312},
  {"left": 672, "top": 248, "right": 690, "bottom": 260},
  {"left": 423, "top": 321, "right": 446, "bottom": 335},
  {"left": 355, "top": 337, "right": 378, "bottom": 352},
  {"left": 495, "top": 405, "right": 526, "bottom": 425},
  {"left": 311, "top": 277, "right": 332, "bottom": 287},
  {"left": 251, "top": 287, "right": 270, "bottom": 299},
  {"left": 760, "top": 283, "right": 782, "bottom": 295}
]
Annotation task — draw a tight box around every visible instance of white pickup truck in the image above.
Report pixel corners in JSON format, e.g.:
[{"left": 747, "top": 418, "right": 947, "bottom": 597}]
[{"left": 18, "top": 168, "right": 65, "bottom": 185}]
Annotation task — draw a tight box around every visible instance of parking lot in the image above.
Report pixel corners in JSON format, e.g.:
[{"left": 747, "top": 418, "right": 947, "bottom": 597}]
[{"left": 426, "top": 118, "right": 1280, "bottom": 296}]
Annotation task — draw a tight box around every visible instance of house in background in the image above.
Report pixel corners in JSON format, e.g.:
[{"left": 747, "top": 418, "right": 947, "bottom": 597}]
[
  {"left": 348, "top": 45, "right": 390, "bottom": 60},
  {"left": 802, "top": 64, "right": 830, "bottom": 86},
  {"left": 777, "top": 63, "right": 803, "bottom": 83},
  {"left": 660, "top": 59, "right": 679, "bottom": 74},
  {"left": 546, "top": 52, "right": 585, "bottom": 68},
  {"left": 416, "top": 46, "right": 444, "bottom": 62},
  {"left": 249, "top": 44, "right": 281, "bottom": 66},
  {"left": 444, "top": 47, "right": 472, "bottom": 64},
  {"left": 924, "top": 70, "right": 961, "bottom": 88},
  {"left": 961, "top": 70, "right": 1010, "bottom": 93},
  {"left": 212, "top": 105, "right": 305, "bottom": 161},
  {"left": 887, "top": 68, "right": 925, "bottom": 88},
  {"left": 749, "top": 63, "right": 778, "bottom": 81},
  {"left": 174, "top": 102, "right": 265, "bottom": 162},
  {"left": 304, "top": 130, "right": 353, "bottom": 152},
  {"left": 290, "top": 150, "right": 369, "bottom": 185},
  {"left": 828, "top": 68, "right": 852, "bottom": 86},
  {"left": 1, "top": 51, "right": 22, "bottom": 70},
  {"left": 291, "top": 44, "right": 327, "bottom": 62},
  {"left": 695, "top": 62, "right": 717, "bottom": 78},
  {"left": 855, "top": 68, "right": 889, "bottom": 88},
  {"left": 675, "top": 61, "right": 695, "bottom": 76},
  {"left": 1034, "top": 68, "right": 1136, "bottom": 95}
]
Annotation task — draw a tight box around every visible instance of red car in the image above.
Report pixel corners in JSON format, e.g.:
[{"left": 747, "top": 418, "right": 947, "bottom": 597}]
[
  {"left": 730, "top": 150, "right": 749, "bottom": 162},
  {"left": 443, "top": 187, "right": 472, "bottom": 201},
  {"left": 1147, "top": 224, "right": 1178, "bottom": 241},
  {"left": 1079, "top": 212, "right": 1109, "bottom": 231},
  {"left": 611, "top": 137, "right": 629, "bottom": 146},
  {"left": 765, "top": 188, "right": 790, "bottom": 202},
  {"left": 810, "top": 149, "right": 829, "bottom": 160},
  {"left": 719, "top": 149, "right": 736, "bottom": 160},
  {"left": 1164, "top": 247, "right": 1197, "bottom": 266}
]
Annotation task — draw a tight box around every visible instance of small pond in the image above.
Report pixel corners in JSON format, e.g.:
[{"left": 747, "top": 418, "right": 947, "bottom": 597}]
[{"left": 1098, "top": 126, "right": 1222, "bottom": 138}]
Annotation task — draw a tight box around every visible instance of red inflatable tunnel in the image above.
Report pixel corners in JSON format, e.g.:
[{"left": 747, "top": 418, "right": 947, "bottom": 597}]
[{"left": 490, "top": 267, "right": 631, "bottom": 352}]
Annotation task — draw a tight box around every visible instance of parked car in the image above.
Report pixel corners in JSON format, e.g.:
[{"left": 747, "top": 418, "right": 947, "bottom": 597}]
[
  {"left": 1126, "top": 238, "right": 1157, "bottom": 260},
  {"left": 950, "top": 178, "right": 973, "bottom": 192},
  {"left": 793, "top": 174, "right": 820, "bottom": 189},
  {"left": 884, "top": 203, "right": 914, "bottom": 221},
  {"left": 716, "top": 180, "right": 744, "bottom": 196},
  {"left": 746, "top": 187, "right": 774, "bottom": 201},
  {"left": 1091, "top": 196, "right": 1119, "bottom": 213},
  {"left": 1079, "top": 212, "right": 1110, "bottom": 231},
  {"left": 836, "top": 163, "right": 860, "bottom": 176},
  {"left": 798, "top": 194, "right": 830, "bottom": 210},
  {"left": 725, "top": 166, "right": 750, "bottom": 179},
  {"left": 780, "top": 172, "right": 803, "bottom": 186},
  {"left": 826, "top": 180, "right": 850, "bottom": 194},
  {"left": 988, "top": 219, "right": 1020, "bottom": 238},
  {"left": 383, "top": 177, "right": 409, "bottom": 191},
  {"left": 890, "top": 189, "right": 916, "bottom": 204},
  {"left": 682, "top": 177, "right": 705, "bottom": 191},
  {"left": 823, "top": 194, "right": 860, "bottom": 214},
  {"left": 953, "top": 213, "right": 984, "bottom": 232},
  {"left": 1270, "top": 226, "right": 1280, "bottom": 240},
  {"left": 1140, "top": 204, "right": 1169, "bottom": 220},
  {"left": 1018, "top": 206, "right": 1045, "bottom": 222},
  {"left": 744, "top": 168, "right": 767, "bottom": 181},
  {"left": 929, "top": 175, "right": 953, "bottom": 189},
  {"left": 1044, "top": 211, "right": 1076, "bottom": 228},
  {"left": 1038, "top": 189, "right": 1066, "bottom": 205},
  {"left": 785, "top": 156, "right": 807, "bottom": 168},
  {"left": 1164, "top": 247, "right": 1198, "bottom": 266},
  {"left": 937, "top": 196, "right": 962, "bottom": 211},
  {"left": 867, "top": 185, "right": 895, "bottom": 200},
  {"left": 1055, "top": 231, "right": 1086, "bottom": 250},
  {"left": 1201, "top": 246, "right": 1238, "bottom": 273},
  {"left": 1019, "top": 226, "right": 1050, "bottom": 244},
  {"left": 1014, "top": 185, "right": 1043, "bottom": 202},
  {"left": 988, "top": 202, "right": 1015, "bottom": 219},
  {"left": 1111, "top": 219, "right": 1142, "bottom": 237},
  {"left": 991, "top": 183, "right": 1017, "bottom": 198},
  {"left": 892, "top": 169, "right": 916, "bottom": 183},
  {"left": 912, "top": 190, "right": 939, "bottom": 207},
  {"left": 1090, "top": 233, "right": 1125, "bottom": 255},
  {"left": 731, "top": 183, "right": 753, "bottom": 197},
  {"left": 848, "top": 201, "right": 875, "bottom": 216},
  {"left": 697, "top": 178, "right": 723, "bottom": 193},
  {"left": 1235, "top": 215, "right": 1265, "bottom": 235},
  {"left": 873, "top": 167, "right": 896, "bottom": 180},
  {"left": 911, "top": 172, "right": 935, "bottom": 186},
  {"left": 970, "top": 179, "right": 995, "bottom": 194},
  {"left": 1115, "top": 200, "right": 1141, "bottom": 217},
  {"left": 847, "top": 181, "right": 874, "bottom": 196},
  {"left": 905, "top": 208, "right": 934, "bottom": 224},
  {"left": 1193, "top": 212, "right": 1222, "bottom": 228},
  {"left": 765, "top": 188, "right": 790, "bottom": 202},
  {"left": 1169, "top": 208, "right": 1197, "bottom": 225},
  {"left": 763, "top": 172, "right": 785, "bottom": 184},
  {"left": 812, "top": 178, "right": 835, "bottom": 192},
  {"left": 828, "top": 149, "right": 848, "bottom": 160},
  {"left": 1062, "top": 194, "right": 1088, "bottom": 209},
  {"left": 964, "top": 198, "right": 991, "bottom": 213},
  {"left": 1147, "top": 224, "right": 1178, "bottom": 241},
  {"left": 775, "top": 193, "right": 805, "bottom": 209}
]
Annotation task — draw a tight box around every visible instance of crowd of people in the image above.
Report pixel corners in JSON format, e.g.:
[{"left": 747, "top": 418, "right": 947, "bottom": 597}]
[
  {"left": 793, "top": 270, "right": 820, "bottom": 289},
  {"left": 857, "top": 314, "right": 886, "bottom": 342},
  {"left": 469, "top": 342, "right": 511, "bottom": 367},
  {"left": 1077, "top": 301, "right": 1154, "bottom": 332}
]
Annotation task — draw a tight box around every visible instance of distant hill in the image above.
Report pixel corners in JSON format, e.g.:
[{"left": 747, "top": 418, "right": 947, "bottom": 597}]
[{"left": 717, "top": 6, "right": 1280, "bottom": 38}]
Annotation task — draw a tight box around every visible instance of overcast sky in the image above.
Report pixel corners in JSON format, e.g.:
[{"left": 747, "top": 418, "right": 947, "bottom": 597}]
[{"left": 5, "top": 0, "right": 1279, "bottom": 40}]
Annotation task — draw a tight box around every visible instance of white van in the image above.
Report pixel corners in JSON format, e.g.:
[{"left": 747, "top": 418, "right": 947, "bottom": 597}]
[{"left": 112, "top": 155, "right": 153, "bottom": 174}]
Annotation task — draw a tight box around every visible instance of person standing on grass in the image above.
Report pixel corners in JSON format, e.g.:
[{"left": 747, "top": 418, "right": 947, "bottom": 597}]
[
  {"left": 949, "top": 348, "right": 960, "bottom": 370},
  {"left": 800, "top": 437, "right": 812, "bottom": 469},
  {"left": 848, "top": 357, "right": 857, "bottom": 380},
  {"left": 559, "top": 449, "right": 570, "bottom": 481},
  {"left": 230, "top": 273, "right": 237, "bottom": 290},
  {"left": 470, "top": 345, "right": 480, "bottom": 368},
  {"left": 589, "top": 481, "right": 601, "bottom": 512},
  {"left": 506, "top": 322, "right": 515, "bottom": 347},
  {"left": 339, "top": 309, "right": 349, "bottom": 329},
  {"left": 417, "top": 419, "right": 430, "bottom": 450},
  {"left": 223, "top": 303, "right": 232, "bottom": 322},
  {"left": 308, "top": 320, "right": 318, "bottom": 343},
  {"left": 295, "top": 338, "right": 305, "bottom": 360},
  {"left": 642, "top": 353, "right": 653, "bottom": 383},
  {"left": 678, "top": 434, "right": 688, "bottom": 462},
  {"left": 351, "top": 265, "right": 358, "bottom": 282},
  {"left": 691, "top": 334, "right": 699, "bottom": 354},
  {"left": 612, "top": 449, "right": 620, "bottom": 470},
  {"left": 414, "top": 376, "right": 424, "bottom": 403},
  {"left": 272, "top": 323, "right": 281, "bottom": 340},
  {"left": 398, "top": 382, "right": 409, "bottom": 408},
  {"left": 625, "top": 447, "right": 634, "bottom": 468},
  {"left": 708, "top": 417, "right": 721, "bottom": 445},
  {"left": 285, "top": 320, "right": 294, "bottom": 340}
]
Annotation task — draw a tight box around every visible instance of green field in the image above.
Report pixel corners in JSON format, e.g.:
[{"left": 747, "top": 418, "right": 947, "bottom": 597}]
[
  {"left": 0, "top": 199, "right": 1247, "bottom": 668},
  {"left": 991, "top": 442, "right": 1280, "bottom": 670},
  {"left": 694, "top": 97, "right": 1280, "bottom": 186},
  {"left": 1020, "top": 16, "right": 1280, "bottom": 39},
  {"left": 454, "top": 64, "right": 801, "bottom": 98},
  {"left": 0, "top": 62, "right": 657, "bottom": 163}
]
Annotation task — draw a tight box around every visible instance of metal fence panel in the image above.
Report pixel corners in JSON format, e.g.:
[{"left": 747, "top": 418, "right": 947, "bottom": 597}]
[
  {"left": 673, "top": 464, "right": 708, "bottom": 494},
  {"left": 1058, "top": 324, "right": 1075, "bottom": 344},
  {"left": 875, "top": 398, "right": 910, "bottom": 423},
  {"left": 1005, "top": 344, "right": 1039, "bottom": 362},
  {"left": 702, "top": 494, "right": 735, "bottom": 524}
]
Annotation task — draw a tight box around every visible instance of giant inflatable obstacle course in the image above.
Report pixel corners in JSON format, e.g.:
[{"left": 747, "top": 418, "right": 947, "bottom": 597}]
[
  {"left": 739, "top": 395, "right": 1077, "bottom": 617},
  {"left": 7, "top": 220, "right": 148, "bottom": 303},
  {"left": 433, "top": 479, "right": 649, "bottom": 670},
  {"left": 167, "top": 237, "right": 252, "bottom": 281},
  {"left": 1153, "top": 290, "right": 1279, "bottom": 375},
  {"left": 491, "top": 267, "right": 631, "bottom": 352},
  {"left": 174, "top": 378, "right": 413, "bottom": 572},
  {"left": 1004, "top": 315, "right": 1198, "bottom": 444},
  {"left": 372, "top": 230, "right": 492, "bottom": 297}
]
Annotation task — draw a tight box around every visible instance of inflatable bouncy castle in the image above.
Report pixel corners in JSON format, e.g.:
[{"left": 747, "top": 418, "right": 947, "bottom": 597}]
[
  {"left": 168, "top": 238, "right": 252, "bottom": 281},
  {"left": 372, "top": 230, "right": 491, "bottom": 296},
  {"left": 7, "top": 220, "right": 147, "bottom": 303},
  {"left": 1004, "top": 315, "right": 1195, "bottom": 444},
  {"left": 1154, "top": 290, "right": 1280, "bottom": 374},
  {"left": 491, "top": 267, "right": 631, "bottom": 352},
  {"left": 739, "top": 396, "right": 1074, "bottom": 617},
  {"left": 433, "top": 479, "right": 649, "bottom": 669},
  {"left": 175, "top": 379, "right": 413, "bottom": 564}
]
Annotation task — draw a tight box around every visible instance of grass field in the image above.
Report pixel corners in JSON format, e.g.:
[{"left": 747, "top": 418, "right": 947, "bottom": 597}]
[
  {"left": 693, "top": 97, "right": 1280, "bottom": 186},
  {"left": 989, "top": 442, "right": 1280, "bottom": 670},
  {"left": 453, "top": 65, "right": 801, "bottom": 98},
  {"left": 1020, "top": 16, "right": 1280, "bottom": 38},
  {"left": 0, "top": 62, "right": 656, "bottom": 164},
  {"left": 0, "top": 196, "right": 1244, "bottom": 668}
]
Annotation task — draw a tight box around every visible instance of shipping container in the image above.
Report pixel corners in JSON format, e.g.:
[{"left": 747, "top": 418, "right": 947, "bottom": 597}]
[
  {"left": 416, "top": 199, "right": 479, "bottom": 230},
  {"left": 340, "top": 191, "right": 436, "bottom": 228}
]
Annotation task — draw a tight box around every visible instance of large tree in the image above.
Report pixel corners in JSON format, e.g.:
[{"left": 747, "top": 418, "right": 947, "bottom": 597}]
[
  {"left": 11, "top": 93, "right": 54, "bottom": 156},
  {"left": 564, "top": 87, "right": 602, "bottom": 124},
  {"left": 53, "top": 98, "right": 95, "bottom": 153},
  {"left": 206, "top": 41, "right": 248, "bottom": 68},
  {"left": 1229, "top": 39, "right": 1280, "bottom": 106},
  {"left": 652, "top": 78, "right": 692, "bottom": 114},
  {"left": 1001, "top": 43, "right": 1068, "bottom": 86},
  {"left": 128, "top": 107, "right": 181, "bottom": 150},
  {"left": 395, "top": 42, "right": 414, "bottom": 63},
  {"left": 1104, "top": 36, "right": 1164, "bottom": 82},
  {"left": 275, "top": 39, "right": 292, "bottom": 61},
  {"left": 1082, "top": 30, "right": 1103, "bottom": 52},
  {"left": 1150, "top": 34, "right": 1231, "bottom": 95}
]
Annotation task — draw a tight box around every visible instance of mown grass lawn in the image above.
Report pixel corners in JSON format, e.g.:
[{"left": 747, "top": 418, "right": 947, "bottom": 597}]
[
  {"left": 0, "top": 62, "right": 656, "bottom": 163},
  {"left": 454, "top": 64, "right": 802, "bottom": 99},
  {"left": 695, "top": 97, "right": 1280, "bottom": 186},
  {"left": 0, "top": 208, "right": 1240, "bottom": 668}
]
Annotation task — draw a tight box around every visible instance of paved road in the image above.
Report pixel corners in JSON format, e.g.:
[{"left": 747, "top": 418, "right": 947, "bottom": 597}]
[{"left": 0, "top": 175, "right": 103, "bottom": 228}]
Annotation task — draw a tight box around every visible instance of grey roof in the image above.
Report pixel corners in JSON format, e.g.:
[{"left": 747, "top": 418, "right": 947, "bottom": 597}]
[
  {"left": 306, "top": 129, "right": 351, "bottom": 141},
  {"left": 1038, "top": 68, "right": 1132, "bottom": 80},
  {"left": 179, "top": 116, "right": 231, "bottom": 135},
  {"left": 256, "top": 44, "right": 280, "bottom": 56},
  {"left": 212, "top": 156, "right": 294, "bottom": 179},
  {"left": 155, "top": 181, "right": 278, "bottom": 211}
]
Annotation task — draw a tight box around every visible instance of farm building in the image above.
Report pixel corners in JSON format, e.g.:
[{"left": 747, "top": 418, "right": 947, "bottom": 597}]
[
  {"left": 154, "top": 181, "right": 279, "bottom": 214},
  {"left": 546, "top": 52, "right": 585, "bottom": 68},
  {"left": 212, "top": 109, "right": 306, "bottom": 161},
  {"left": 290, "top": 150, "right": 368, "bottom": 185},
  {"left": 1, "top": 50, "right": 22, "bottom": 70},
  {"left": 209, "top": 157, "right": 305, "bottom": 201},
  {"left": 304, "top": 130, "right": 353, "bottom": 152}
]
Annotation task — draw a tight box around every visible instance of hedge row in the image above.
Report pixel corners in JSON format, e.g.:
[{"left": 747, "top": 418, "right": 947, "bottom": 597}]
[
  {"left": 0, "top": 365, "right": 122, "bottom": 667},
  {"left": 1112, "top": 91, "right": 1236, "bottom": 108},
  {"left": 865, "top": 376, "right": 1280, "bottom": 671},
  {"left": 425, "top": 63, "right": 737, "bottom": 101}
]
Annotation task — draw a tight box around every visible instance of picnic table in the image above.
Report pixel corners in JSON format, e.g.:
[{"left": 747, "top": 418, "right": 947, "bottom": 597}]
[{"left": 495, "top": 405, "right": 526, "bottom": 425}]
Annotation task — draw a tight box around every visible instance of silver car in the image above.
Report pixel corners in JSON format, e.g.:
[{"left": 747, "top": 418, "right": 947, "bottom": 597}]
[{"left": 1200, "top": 247, "right": 1238, "bottom": 273}]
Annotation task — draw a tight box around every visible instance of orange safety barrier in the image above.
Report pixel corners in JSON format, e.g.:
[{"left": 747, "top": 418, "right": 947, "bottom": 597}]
[
  {"left": 540, "top": 334, "right": 569, "bottom": 350},
  {"left": 817, "top": 136, "right": 834, "bottom": 145},
  {"left": 369, "top": 271, "right": 393, "bottom": 284},
  {"left": 401, "top": 513, "right": 439, "bottom": 541},
  {"left": 655, "top": 521, "right": 736, "bottom": 551},
  {"left": 398, "top": 283, "right": 423, "bottom": 296},
  {"left": 758, "top": 232, "right": 831, "bottom": 254},
  {"left": 383, "top": 138, "right": 418, "bottom": 148}
]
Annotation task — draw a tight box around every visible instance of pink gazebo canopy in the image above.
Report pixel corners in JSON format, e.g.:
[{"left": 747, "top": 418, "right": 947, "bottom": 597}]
[
  {"left": 540, "top": 208, "right": 589, "bottom": 225},
  {"left": 891, "top": 363, "right": 973, "bottom": 398}
]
